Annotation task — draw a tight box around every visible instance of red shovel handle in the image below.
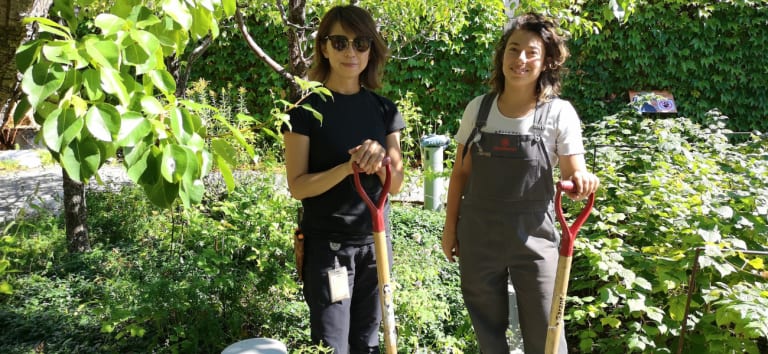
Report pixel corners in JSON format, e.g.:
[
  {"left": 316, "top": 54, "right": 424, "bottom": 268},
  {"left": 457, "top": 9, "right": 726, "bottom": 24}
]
[
  {"left": 554, "top": 180, "right": 595, "bottom": 257},
  {"left": 352, "top": 157, "right": 392, "bottom": 233}
]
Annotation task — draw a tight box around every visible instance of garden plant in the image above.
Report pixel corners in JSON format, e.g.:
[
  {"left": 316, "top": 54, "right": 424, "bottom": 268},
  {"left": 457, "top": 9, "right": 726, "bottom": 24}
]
[{"left": 2, "top": 0, "right": 767, "bottom": 353}]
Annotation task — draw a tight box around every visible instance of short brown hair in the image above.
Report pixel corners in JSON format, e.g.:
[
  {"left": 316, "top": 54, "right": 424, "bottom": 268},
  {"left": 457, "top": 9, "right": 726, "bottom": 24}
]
[
  {"left": 489, "top": 13, "right": 569, "bottom": 101},
  {"left": 309, "top": 5, "right": 389, "bottom": 90}
]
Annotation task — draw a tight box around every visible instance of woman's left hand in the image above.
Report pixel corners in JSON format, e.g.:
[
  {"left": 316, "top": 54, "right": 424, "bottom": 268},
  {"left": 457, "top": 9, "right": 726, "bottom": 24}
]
[{"left": 567, "top": 170, "right": 599, "bottom": 200}]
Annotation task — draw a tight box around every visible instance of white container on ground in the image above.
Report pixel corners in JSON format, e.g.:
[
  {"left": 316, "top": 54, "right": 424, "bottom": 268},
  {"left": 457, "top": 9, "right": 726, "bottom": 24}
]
[{"left": 221, "top": 338, "right": 287, "bottom": 354}]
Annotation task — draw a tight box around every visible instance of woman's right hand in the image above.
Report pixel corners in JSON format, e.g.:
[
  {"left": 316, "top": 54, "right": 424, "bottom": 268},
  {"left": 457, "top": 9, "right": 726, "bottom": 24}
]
[
  {"left": 348, "top": 139, "right": 387, "bottom": 175},
  {"left": 442, "top": 227, "right": 459, "bottom": 263}
]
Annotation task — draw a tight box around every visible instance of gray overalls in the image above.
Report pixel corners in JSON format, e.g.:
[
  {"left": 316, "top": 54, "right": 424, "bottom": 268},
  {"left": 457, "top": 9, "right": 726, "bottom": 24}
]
[{"left": 457, "top": 94, "right": 567, "bottom": 354}]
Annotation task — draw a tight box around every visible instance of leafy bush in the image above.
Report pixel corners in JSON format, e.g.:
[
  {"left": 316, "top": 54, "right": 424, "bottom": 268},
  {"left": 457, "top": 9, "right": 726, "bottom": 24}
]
[
  {"left": 567, "top": 106, "right": 768, "bottom": 353},
  {"left": 2, "top": 105, "right": 767, "bottom": 353}
]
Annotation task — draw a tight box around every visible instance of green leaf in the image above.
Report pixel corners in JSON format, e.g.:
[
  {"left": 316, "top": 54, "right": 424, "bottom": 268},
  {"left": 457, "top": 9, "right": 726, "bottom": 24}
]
[
  {"left": 60, "top": 137, "right": 102, "bottom": 181},
  {"left": 124, "top": 142, "right": 156, "bottom": 185},
  {"left": 600, "top": 316, "right": 621, "bottom": 328},
  {"left": 41, "top": 41, "right": 80, "bottom": 65},
  {"left": 211, "top": 138, "right": 238, "bottom": 166},
  {"left": 117, "top": 111, "right": 152, "bottom": 147},
  {"left": 86, "top": 104, "right": 121, "bottom": 142},
  {"left": 168, "top": 107, "right": 191, "bottom": 142},
  {"left": 15, "top": 39, "right": 43, "bottom": 73},
  {"left": 222, "top": 0, "right": 236, "bottom": 16},
  {"left": 140, "top": 95, "right": 165, "bottom": 116},
  {"left": 162, "top": 0, "right": 192, "bottom": 30},
  {"left": 23, "top": 17, "right": 72, "bottom": 40},
  {"left": 161, "top": 144, "right": 188, "bottom": 183},
  {"left": 142, "top": 176, "right": 179, "bottom": 209},
  {"left": 51, "top": 0, "right": 78, "bottom": 32},
  {"left": 148, "top": 69, "right": 177, "bottom": 95},
  {"left": 59, "top": 108, "right": 84, "bottom": 149},
  {"left": 127, "top": 30, "right": 161, "bottom": 74},
  {"left": 94, "top": 14, "right": 127, "bottom": 36},
  {"left": 99, "top": 68, "right": 130, "bottom": 106},
  {"left": 190, "top": 6, "right": 216, "bottom": 40},
  {"left": 21, "top": 62, "right": 66, "bottom": 109},
  {"left": 0, "top": 280, "right": 12, "bottom": 294},
  {"left": 41, "top": 107, "right": 71, "bottom": 152},
  {"left": 84, "top": 37, "right": 120, "bottom": 70},
  {"left": 214, "top": 114, "right": 255, "bottom": 160},
  {"left": 627, "top": 296, "right": 646, "bottom": 313},
  {"left": 82, "top": 69, "right": 104, "bottom": 101},
  {"left": 12, "top": 98, "right": 32, "bottom": 126},
  {"left": 214, "top": 155, "right": 235, "bottom": 192},
  {"left": 132, "top": 7, "right": 162, "bottom": 29},
  {"left": 123, "top": 42, "right": 151, "bottom": 73}
]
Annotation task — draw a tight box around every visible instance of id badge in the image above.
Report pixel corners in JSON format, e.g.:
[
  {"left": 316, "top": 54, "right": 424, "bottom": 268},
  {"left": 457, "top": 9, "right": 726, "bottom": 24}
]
[{"left": 328, "top": 266, "right": 350, "bottom": 303}]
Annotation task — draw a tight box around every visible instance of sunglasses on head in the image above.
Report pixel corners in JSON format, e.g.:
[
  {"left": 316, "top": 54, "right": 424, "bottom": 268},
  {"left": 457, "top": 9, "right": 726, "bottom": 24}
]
[{"left": 324, "top": 35, "right": 373, "bottom": 52}]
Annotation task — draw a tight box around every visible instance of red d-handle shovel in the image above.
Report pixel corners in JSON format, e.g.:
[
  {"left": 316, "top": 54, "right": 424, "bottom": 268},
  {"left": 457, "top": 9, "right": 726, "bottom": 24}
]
[
  {"left": 352, "top": 159, "right": 396, "bottom": 354},
  {"left": 545, "top": 180, "right": 595, "bottom": 354}
]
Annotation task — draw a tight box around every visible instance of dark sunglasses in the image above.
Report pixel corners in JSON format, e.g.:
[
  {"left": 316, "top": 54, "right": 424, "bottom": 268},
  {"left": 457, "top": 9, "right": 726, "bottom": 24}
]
[{"left": 324, "top": 35, "right": 373, "bottom": 52}]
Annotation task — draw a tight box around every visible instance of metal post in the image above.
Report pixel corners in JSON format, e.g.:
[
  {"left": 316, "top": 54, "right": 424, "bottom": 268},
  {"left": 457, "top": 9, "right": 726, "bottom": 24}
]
[{"left": 420, "top": 134, "right": 449, "bottom": 210}]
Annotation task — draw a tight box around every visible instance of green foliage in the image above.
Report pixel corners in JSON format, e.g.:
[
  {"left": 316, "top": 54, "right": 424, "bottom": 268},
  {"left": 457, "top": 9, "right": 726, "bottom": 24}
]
[
  {"left": 565, "top": 0, "right": 768, "bottom": 132},
  {"left": 0, "top": 174, "right": 478, "bottom": 353},
  {"left": 3, "top": 107, "right": 768, "bottom": 351},
  {"left": 568, "top": 107, "right": 768, "bottom": 352},
  {"left": 17, "top": 0, "right": 245, "bottom": 209},
  {"left": 390, "top": 205, "right": 478, "bottom": 352}
]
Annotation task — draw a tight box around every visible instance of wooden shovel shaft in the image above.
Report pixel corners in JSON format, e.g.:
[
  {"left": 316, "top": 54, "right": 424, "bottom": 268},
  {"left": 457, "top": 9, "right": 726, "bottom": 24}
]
[
  {"left": 545, "top": 255, "right": 572, "bottom": 354},
  {"left": 373, "top": 229, "right": 397, "bottom": 354}
]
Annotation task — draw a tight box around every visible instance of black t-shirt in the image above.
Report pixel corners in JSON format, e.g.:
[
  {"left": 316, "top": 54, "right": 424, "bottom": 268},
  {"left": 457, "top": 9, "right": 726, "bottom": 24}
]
[{"left": 282, "top": 88, "right": 405, "bottom": 243}]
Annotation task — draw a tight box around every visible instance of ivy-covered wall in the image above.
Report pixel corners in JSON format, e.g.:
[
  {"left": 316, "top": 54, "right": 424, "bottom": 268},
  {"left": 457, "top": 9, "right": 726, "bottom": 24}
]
[
  {"left": 564, "top": 0, "right": 768, "bottom": 132},
  {"left": 191, "top": 0, "right": 768, "bottom": 138}
]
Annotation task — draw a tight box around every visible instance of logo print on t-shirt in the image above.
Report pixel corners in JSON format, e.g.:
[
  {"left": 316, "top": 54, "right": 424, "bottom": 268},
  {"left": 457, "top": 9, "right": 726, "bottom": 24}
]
[{"left": 493, "top": 137, "right": 517, "bottom": 152}]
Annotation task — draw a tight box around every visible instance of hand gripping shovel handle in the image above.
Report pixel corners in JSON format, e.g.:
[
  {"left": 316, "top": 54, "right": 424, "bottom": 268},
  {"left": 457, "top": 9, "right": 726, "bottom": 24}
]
[
  {"left": 545, "top": 180, "right": 595, "bottom": 354},
  {"left": 352, "top": 158, "right": 396, "bottom": 354}
]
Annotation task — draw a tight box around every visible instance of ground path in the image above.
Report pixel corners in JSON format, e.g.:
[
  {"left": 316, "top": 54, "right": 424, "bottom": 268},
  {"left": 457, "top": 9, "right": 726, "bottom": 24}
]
[{"left": 0, "top": 150, "right": 428, "bottom": 223}]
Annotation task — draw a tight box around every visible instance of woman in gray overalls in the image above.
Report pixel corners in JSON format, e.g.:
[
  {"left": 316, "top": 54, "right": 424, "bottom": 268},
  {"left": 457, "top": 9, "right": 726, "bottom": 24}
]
[{"left": 442, "top": 13, "right": 599, "bottom": 354}]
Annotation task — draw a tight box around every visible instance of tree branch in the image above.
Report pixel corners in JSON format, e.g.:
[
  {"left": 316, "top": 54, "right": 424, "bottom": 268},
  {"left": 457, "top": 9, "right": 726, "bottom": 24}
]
[{"left": 235, "top": 6, "right": 295, "bottom": 86}]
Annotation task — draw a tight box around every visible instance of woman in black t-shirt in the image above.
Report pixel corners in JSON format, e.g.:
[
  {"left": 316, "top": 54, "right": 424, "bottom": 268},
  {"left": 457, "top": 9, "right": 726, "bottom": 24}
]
[{"left": 281, "top": 5, "right": 405, "bottom": 353}]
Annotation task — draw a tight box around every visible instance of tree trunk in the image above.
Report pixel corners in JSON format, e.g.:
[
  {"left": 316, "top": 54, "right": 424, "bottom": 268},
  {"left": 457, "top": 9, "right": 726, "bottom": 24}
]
[
  {"left": 286, "top": 0, "right": 308, "bottom": 101},
  {"left": 63, "top": 168, "right": 91, "bottom": 253},
  {"left": 1, "top": 0, "right": 90, "bottom": 253}
]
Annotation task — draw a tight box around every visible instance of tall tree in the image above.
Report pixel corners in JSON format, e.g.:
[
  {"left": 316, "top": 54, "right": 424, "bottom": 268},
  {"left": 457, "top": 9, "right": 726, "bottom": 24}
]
[{"left": 13, "top": 0, "right": 257, "bottom": 253}]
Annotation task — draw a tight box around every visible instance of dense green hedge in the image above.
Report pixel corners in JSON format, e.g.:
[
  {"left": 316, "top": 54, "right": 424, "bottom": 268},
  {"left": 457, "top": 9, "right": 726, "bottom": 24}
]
[
  {"left": 564, "top": 0, "right": 768, "bottom": 132},
  {"left": 191, "top": 0, "right": 768, "bottom": 140}
]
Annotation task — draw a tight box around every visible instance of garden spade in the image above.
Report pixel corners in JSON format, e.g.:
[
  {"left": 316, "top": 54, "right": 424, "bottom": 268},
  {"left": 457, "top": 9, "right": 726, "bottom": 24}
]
[
  {"left": 545, "top": 180, "right": 595, "bottom": 354},
  {"left": 352, "top": 159, "right": 396, "bottom": 354}
]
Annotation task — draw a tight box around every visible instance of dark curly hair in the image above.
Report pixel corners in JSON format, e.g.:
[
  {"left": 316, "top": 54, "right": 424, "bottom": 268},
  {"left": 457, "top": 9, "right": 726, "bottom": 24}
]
[{"left": 489, "top": 13, "right": 569, "bottom": 101}]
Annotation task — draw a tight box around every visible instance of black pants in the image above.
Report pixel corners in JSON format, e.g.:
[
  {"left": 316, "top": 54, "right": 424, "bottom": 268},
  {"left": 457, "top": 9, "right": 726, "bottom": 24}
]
[{"left": 302, "top": 238, "right": 392, "bottom": 354}]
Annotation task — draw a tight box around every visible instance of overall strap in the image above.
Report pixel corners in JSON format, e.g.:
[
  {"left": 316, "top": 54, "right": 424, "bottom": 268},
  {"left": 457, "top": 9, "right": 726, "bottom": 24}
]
[
  {"left": 461, "top": 93, "right": 495, "bottom": 160},
  {"left": 532, "top": 98, "right": 553, "bottom": 140}
]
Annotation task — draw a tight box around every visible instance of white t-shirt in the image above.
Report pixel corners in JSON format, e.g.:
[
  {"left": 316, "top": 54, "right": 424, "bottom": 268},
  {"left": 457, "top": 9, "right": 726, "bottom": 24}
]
[{"left": 454, "top": 94, "right": 586, "bottom": 167}]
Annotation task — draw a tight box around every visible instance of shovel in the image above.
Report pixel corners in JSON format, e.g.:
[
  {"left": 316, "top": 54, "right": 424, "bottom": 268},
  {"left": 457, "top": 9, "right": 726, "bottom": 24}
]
[
  {"left": 545, "top": 180, "right": 595, "bottom": 354},
  {"left": 352, "top": 159, "right": 396, "bottom": 354}
]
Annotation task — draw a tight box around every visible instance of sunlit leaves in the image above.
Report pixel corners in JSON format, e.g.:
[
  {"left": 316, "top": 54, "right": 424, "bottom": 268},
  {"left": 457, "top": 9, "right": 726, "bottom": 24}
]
[
  {"left": 17, "top": 0, "right": 243, "bottom": 209},
  {"left": 117, "top": 112, "right": 152, "bottom": 147},
  {"left": 85, "top": 104, "right": 121, "bottom": 142},
  {"left": 94, "top": 14, "right": 128, "bottom": 35},
  {"left": 21, "top": 62, "right": 65, "bottom": 109}
]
